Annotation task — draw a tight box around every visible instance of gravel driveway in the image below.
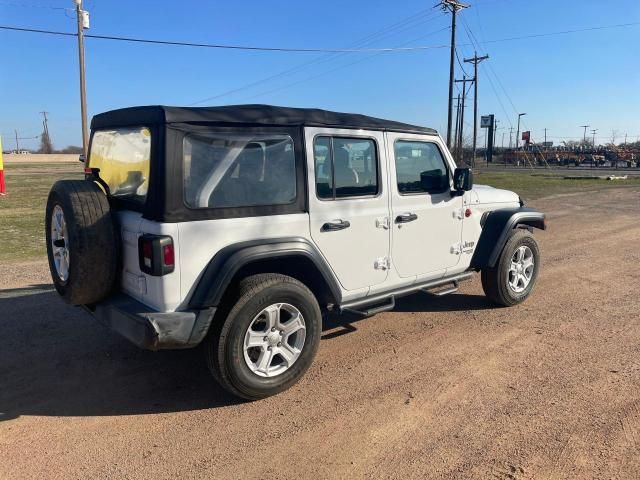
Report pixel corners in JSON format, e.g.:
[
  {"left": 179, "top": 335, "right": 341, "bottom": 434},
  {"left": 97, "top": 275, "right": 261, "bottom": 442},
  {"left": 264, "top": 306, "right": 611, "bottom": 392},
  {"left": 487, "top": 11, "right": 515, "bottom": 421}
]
[{"left": 1, "top": 187, "right": 639, "bottom": 479}]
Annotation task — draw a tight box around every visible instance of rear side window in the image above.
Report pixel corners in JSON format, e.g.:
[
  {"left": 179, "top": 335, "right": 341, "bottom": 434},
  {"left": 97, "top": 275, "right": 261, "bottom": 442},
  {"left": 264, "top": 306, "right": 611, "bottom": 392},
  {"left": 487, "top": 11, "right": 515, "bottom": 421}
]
[
  {"left": 314, "top": 136, "right": 378, "bottom": 200},
  {"left": 183, "top": 133, "right": 296, "bottom": 209},
  {"left": 394, "top": 140, "right": 449, "bottom": 194},
  {"left": 88, "top": 126, "right": 151, "bottom": 203}
]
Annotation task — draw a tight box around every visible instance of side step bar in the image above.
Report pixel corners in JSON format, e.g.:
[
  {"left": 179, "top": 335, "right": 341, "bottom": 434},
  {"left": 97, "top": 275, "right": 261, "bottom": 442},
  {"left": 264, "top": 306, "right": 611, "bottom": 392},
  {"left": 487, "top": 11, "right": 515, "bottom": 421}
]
[
  {"left": 338, "top": 272, "right": 473, "bottom": 317},
  {"left": 342, "top": 296, "right": 396, "bottom": 317}
]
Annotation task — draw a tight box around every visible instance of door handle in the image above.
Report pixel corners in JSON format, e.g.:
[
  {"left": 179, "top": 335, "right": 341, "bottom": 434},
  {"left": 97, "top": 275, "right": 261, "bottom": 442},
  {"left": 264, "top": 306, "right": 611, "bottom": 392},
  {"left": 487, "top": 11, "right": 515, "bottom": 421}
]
[
  {"left": 321, "top": 219, "right": 351, "bottom": 232},
  {"left": 395, "top": 213, "right": 418, "bottom": 224}
]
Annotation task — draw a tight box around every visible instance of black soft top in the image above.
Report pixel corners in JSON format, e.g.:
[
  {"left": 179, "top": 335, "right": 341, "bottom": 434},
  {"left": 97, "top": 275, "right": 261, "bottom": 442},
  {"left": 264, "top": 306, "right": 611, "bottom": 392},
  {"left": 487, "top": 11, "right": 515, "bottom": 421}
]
[{"left": 90, "top": 104, "right": 437, "bottom": 135}]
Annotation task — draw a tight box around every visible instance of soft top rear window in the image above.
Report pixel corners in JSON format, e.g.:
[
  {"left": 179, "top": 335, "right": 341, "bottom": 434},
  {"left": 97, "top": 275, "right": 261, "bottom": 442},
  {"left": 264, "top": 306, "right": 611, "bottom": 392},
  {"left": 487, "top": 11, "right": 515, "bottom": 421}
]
[{"left": 88, "top": 126, "right": 151, "bottom": 203}]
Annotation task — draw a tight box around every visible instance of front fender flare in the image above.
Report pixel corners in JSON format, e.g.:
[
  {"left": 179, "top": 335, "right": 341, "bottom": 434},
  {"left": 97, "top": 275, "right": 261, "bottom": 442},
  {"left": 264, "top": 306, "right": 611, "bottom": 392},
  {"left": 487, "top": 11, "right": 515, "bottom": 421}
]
[
  {"left": 470, "top": 207, "right": 546, "bottom": 269},
  {"left": 187, "top": 237, "right": 342, "bottom": 310}
]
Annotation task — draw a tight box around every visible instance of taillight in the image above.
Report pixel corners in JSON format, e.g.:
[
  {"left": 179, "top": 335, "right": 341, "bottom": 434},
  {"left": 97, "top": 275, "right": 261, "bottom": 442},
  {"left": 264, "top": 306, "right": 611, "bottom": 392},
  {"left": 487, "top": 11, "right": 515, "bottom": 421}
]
[
  {"left": 163, "top": 244, "right": 175, "bottom": 267},
  {"left": 138, "top": 235, "right": 175, "bottom": 276}
]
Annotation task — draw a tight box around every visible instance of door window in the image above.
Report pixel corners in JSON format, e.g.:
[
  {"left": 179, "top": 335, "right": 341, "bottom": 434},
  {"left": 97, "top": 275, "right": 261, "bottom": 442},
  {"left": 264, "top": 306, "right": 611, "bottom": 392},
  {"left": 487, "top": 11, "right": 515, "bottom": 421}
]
[
  {"left": 314, "top": 136, "right": 378, "bottom": 200},
  {"left": 394, "top": 141, "right": 449, "bottom": 194}
]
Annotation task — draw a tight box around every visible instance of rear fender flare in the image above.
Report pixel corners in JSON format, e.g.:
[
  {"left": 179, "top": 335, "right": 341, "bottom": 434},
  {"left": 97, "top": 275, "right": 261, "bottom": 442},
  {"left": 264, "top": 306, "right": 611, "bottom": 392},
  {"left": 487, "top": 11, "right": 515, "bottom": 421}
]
[{"left": 188, "top": 237, "right": 342, "bottom": 310}]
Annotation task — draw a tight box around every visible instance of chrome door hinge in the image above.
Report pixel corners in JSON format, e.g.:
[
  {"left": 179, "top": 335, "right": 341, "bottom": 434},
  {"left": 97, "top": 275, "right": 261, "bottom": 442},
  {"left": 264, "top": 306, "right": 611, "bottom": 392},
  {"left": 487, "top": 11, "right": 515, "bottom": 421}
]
[
  {"left": 375, "top": 216, "right": 390, "bottom": 229},
  {"left": 374, "top": 256, "right": 391, "bottom": 270}
]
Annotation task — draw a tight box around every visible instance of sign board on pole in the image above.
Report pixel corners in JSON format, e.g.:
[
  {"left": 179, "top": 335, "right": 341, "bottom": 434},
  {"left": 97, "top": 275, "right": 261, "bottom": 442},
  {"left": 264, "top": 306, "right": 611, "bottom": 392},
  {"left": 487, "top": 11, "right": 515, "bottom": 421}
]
[
  {"left": 480, "top": 115, "right": 492, "bottom": 128},
  {"left": 522, "top": 131, "right": 531, "bottom": 142}
]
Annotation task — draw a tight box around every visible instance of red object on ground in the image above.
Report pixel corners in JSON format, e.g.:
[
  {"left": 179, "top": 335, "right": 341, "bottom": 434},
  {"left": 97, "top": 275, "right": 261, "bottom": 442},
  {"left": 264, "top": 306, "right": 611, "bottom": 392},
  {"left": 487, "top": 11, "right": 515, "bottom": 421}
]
[{"left": 0, "top": 169, "right": 5, "bottom": 194}]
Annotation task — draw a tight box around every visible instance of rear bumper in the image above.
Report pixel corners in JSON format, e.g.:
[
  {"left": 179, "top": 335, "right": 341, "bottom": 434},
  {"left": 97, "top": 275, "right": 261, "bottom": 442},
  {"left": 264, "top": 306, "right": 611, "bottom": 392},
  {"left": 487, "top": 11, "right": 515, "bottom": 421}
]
[{"left": 85, "top": 294, "right": 216, "bottom": 350}]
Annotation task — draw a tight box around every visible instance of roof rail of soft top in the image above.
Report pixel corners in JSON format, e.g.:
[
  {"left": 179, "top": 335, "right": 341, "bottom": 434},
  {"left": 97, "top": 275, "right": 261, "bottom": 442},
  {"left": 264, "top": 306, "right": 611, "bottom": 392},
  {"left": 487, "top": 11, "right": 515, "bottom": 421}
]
[{"left": 90, "top": 104, "right": 438, "bottom": 136}]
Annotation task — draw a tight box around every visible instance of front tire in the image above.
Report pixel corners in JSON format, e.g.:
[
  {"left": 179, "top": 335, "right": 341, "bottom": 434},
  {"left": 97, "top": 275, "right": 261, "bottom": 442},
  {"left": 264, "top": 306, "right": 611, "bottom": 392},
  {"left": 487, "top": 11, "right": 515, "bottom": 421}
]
[
  {"left": 204, "top": 274, "right": 322, "bottom": 400},
  {"left": 481, "top": 229, "right": 540, "bottom": 307}
]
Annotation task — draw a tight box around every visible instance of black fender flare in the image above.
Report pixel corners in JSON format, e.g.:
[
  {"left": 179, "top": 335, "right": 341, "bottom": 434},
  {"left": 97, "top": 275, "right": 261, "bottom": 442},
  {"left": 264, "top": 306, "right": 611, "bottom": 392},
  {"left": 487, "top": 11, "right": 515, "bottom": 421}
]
[
  {"left": 187, "top": 237, "right": 342, "bottom": 310},
  {"left": 470, "top": 207, "right": 546, "bottom": 269}
]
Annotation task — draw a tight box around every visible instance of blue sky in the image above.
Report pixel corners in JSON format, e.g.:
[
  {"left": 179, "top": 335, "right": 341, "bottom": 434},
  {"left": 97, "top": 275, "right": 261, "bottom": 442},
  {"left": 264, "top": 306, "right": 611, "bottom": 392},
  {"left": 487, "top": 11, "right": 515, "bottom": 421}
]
[{"left": 1, "top": 0, "right": 638, "bottom": 150}]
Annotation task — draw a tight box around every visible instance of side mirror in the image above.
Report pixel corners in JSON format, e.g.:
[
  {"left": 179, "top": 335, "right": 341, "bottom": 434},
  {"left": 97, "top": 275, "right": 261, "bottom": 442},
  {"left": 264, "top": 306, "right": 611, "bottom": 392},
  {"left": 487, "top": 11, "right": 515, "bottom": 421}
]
[
  {"left": 79, "top": 154, "right": 86, "bottom": 163},
  {"left": 453, "top": 167, "right": 473, "bottom": 193}
]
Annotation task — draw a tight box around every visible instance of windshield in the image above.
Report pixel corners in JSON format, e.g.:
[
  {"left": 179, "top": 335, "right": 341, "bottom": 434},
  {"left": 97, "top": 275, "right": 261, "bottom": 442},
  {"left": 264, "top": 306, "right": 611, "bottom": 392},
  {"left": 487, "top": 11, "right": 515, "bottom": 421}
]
[{"left": 88, "top": 126, "right": 151, "bottom": 203}]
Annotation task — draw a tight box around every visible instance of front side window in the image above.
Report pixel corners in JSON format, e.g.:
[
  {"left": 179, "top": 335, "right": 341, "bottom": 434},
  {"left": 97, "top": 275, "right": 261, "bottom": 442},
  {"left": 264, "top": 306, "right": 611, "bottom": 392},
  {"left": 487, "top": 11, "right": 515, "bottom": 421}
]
[
  {"left": 314, "top": 136, "right": 378, "bottom": 200},
  {"left": 394, "top": 140, "right": 449, "bottom": 194},
  {"left": 88, "top": 126, "right": 151, "bottom": 203},
  {"left": 184, "top": 133, "right": 296, "bottom": 209}
]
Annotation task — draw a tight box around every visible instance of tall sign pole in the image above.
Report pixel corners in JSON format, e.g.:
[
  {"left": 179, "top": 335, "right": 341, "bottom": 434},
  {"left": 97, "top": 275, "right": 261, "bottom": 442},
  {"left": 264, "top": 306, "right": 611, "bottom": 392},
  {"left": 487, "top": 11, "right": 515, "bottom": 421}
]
[
  {"left": 74, "top": 0, "right": 90, "bottom": 159},
  {"left": 441, "top": 0, "right": 468, "bottom": 149},
  {"left": 516, "top": 112, "right": 526, "bottom": 150},
  {"left": 464, "top": 51, "right": 489, "bottom": 167}
]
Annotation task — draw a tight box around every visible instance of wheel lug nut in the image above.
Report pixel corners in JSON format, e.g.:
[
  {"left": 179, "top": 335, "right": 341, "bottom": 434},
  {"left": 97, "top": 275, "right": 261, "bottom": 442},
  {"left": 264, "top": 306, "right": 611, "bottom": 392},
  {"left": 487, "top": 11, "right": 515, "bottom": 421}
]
[
  {"left": 271, "top": 327, "right": 276, "bottom": 332},
  {"left": 277, "top": 342, "right": 282, "bottom": 347},
  {"left": 267, "top": 346, "right": 272, "bottom": 350},
  {"left": 263, "top": 336, "right": 268, "bottom": 341}
]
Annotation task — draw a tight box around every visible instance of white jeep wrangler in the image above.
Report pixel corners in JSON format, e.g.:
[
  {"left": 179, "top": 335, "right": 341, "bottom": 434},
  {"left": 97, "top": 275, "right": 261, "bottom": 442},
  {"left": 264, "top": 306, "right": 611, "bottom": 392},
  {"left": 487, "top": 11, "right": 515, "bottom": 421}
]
[{"left": 45, "top": 105, "right": 545, "bottom": 399}]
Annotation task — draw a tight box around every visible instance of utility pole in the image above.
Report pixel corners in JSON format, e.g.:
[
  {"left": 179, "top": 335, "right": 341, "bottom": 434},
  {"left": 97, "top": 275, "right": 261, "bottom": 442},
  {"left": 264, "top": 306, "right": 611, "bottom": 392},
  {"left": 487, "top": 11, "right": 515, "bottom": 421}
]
[
  {"left": 580, "top": 125, "right": 589, "bottom": 146},
  {"left": 40, "top": 111, "right": 53, "bottom": 153},
  {"left": 74, "top": 0, "right": 90, "bottom": 158},
  {"left": 509, "top": 127, "right": 514, "bottom": 149},
  {"left": 441, "top": 0, "right": 468, "bottom": 149},
  {"left": 501, "top": 131, "right": 505, "bottom": 149},
  {"left": 454, "top": 75, "right": 473, "bottom": 163},
  {"left": 464, "top": 51, "right": 489, "bottom": 167},
  {"left": 515, "top": 112, "right": 526, "bottom": 150},
  {"left": 624, "top": 133, "right": 628, "bottom": 146},
  {"left": 453, "top": 93, "right": 461, "bottom": 160},
  {"left": 544, "top": 128, "right": 547, "bottom": 146},
  {"left": 14, "top": 130, "right": 19, "bottom": 152},
  {"left": 591, "top": 129, "right": 598, "bottom": 149},
  {"left": 40, "top": 111, "right": 50, "bottom": 139}
]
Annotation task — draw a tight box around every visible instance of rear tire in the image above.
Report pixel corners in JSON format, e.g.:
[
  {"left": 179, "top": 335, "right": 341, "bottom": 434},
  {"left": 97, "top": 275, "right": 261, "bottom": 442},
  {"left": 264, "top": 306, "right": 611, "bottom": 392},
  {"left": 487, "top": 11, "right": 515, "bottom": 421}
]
[
  {"left": 481, "top": 229, "right": 540, "bottom": 307},
  {"left": 45, "top": 180, "right": 119, "bottom": 305},
  {"left": 204, "top": 274, "right": 321, "bottom": 400}
]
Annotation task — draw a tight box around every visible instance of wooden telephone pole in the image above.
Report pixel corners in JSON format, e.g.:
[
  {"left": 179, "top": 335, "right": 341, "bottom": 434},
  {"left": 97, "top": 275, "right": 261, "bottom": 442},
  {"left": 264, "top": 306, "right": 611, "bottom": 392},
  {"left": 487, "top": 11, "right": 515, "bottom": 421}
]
[
  {"left": 440, "top": 0, "right": 468, "bottom": 149},
  {"left": 454, "top": 75, "right": 473, "bottom": 163},
  {"left": 464, "top": 51, "right": 489, "bottom": 167}
]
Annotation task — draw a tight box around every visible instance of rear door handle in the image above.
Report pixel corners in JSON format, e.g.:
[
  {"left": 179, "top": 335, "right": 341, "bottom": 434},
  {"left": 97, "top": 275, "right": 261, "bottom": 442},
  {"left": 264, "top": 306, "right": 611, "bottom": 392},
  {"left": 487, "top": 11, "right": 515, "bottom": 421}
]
[
  {"left": 395, "top": 213, "right": 418, "bottom": 224},
  {"left": 321, "top": 219, "right": 351, "bottom": 232}
]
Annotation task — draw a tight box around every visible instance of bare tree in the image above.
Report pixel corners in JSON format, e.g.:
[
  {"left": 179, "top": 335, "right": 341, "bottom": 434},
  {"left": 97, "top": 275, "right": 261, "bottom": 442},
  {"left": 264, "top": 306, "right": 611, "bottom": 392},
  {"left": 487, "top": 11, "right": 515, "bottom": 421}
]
[{"left": 38, "top": 132, "right": 53, "bottom": 154}]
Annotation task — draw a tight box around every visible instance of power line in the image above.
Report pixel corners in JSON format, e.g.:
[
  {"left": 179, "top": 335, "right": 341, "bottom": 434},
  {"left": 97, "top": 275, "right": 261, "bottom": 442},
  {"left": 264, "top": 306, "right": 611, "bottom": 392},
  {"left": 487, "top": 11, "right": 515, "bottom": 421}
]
[
  {"left": 0, "top": 21, "right": 638, "bottom": 53},
  {"left": 240, "top": 26, "right": 451, "bottom": 102},
  {"left": 189, "top": 8, "right": 447, "bottom": 105},
  {"left": 0, "top": 25, "right": 449, "bottom": 53}
]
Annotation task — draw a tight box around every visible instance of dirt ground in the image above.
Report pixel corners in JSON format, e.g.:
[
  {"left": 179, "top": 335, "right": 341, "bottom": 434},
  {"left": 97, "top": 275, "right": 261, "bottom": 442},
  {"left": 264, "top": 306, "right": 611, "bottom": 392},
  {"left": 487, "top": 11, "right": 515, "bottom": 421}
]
[{"left": 1, "top": 187, "right": 639, "bottom": 479}]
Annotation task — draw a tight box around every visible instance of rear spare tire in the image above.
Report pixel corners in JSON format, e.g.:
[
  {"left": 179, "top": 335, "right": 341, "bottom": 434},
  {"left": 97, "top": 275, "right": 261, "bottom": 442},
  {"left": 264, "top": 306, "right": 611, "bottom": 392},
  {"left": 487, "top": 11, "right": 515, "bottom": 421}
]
[{"left": 45, "top": 180, "right": 119, "bottom": 305}]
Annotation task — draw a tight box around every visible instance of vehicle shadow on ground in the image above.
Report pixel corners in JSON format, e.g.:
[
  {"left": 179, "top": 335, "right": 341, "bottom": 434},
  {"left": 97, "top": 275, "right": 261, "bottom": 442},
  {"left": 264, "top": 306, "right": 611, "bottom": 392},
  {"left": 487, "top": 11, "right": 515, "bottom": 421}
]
[
  {"left": 0, "top": 287, "right": 493, "bottom": 420},
  {"left": 0, "top": 287, "right": 240, "bottom": 421},
  {"left": 322, "top": 292, "right": 495, "bottom": 340}
]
